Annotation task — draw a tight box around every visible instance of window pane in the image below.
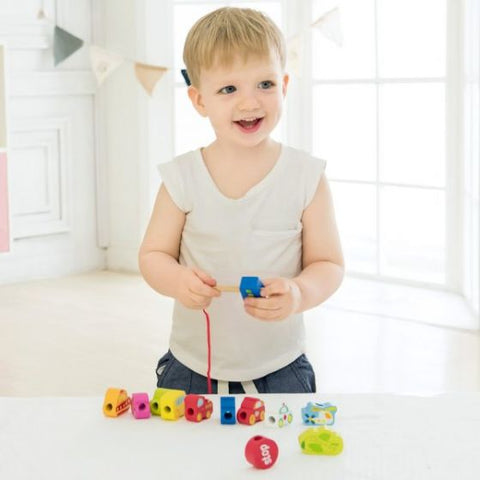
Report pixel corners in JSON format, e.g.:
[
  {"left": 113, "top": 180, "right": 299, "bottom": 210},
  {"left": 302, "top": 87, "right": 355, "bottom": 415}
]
[
  {"left": 472, "top": 201, "right": 479, "bottom": 313},
  {"left": 379, "top": 83, "right": 445, "bottom": 187},
  {"left": 379, "top": 186, "right": 445, "bottom": 283},
  {"left": 330, "top": 182, "right": 377, "bottom": 274},
  {"left": 175, "top": 87, "right": 215, "bottom": 154},
  {"left": 377, "top": 0, "right": 446, "bottom": 78},
  {"left": 463, "top": 196, "right": 473, "bottom": 302},
  {"left": 312, "top": 84, "right": 376, "bottom": 181},
  {"left": 312, "top": 0, "right": 376, "bottom": 79}
]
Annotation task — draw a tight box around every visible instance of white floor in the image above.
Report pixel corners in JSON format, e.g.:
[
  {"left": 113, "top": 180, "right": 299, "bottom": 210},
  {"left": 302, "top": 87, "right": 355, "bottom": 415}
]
[{"left": 0, "top": 270, "right": 479, "bottom": 397}]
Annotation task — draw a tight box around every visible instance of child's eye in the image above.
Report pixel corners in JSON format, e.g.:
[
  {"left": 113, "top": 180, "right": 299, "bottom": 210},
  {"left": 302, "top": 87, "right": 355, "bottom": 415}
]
[
  {"left": 258, "top": 80, "right": 274, "bottom": 89},
  {"left": 218, "top": 85, "right": 236, "bottom": 94}
]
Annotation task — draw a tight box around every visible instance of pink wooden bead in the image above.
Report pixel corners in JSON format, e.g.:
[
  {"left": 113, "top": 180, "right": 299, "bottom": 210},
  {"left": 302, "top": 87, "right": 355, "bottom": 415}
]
[{"left": 131, "top": 393, "right": 151, "bottom": 419}]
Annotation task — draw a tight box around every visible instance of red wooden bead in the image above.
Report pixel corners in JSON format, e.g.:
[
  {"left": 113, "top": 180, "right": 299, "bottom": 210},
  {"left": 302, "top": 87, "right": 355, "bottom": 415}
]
[{"left": 244, "top": 436, "right": 279, "bottom": 469}]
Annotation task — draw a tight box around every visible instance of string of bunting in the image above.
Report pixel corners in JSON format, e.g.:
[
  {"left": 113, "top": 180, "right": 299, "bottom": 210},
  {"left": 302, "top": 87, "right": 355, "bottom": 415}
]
[{"left": 39, "top": 5, "right": 342, "bottom": 96}]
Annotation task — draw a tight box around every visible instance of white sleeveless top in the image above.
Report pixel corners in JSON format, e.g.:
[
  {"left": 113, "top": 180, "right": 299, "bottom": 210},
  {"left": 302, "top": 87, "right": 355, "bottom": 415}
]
[{"left": 158, "top": 145, "right": 326, "bottom": 381}]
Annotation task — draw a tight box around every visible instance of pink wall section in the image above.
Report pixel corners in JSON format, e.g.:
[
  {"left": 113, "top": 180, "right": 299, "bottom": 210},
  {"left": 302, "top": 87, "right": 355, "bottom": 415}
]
[{"left": 0, "top": 152, "right": 9, "bottom": 252}]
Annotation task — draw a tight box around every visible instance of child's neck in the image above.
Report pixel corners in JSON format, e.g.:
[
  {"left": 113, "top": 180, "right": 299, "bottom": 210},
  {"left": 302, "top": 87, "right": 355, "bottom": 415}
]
[
  {"left": 200, "top": 137, "right": 282, "bottom": 199},
  {"left": 206, "top": 137, "right": 280, "bottom": 165}
]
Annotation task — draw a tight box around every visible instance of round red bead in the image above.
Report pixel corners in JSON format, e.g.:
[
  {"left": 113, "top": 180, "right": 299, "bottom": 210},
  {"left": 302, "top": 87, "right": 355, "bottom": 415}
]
[{"left": 244, "top": 435, "right": 279, "bottom": 469}]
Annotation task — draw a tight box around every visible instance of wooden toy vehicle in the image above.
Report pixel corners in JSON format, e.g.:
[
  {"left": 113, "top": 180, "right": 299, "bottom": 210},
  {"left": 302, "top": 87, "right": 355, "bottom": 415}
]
[
  {"left": 298, "top": 427, "right": 343, "bottom": 455},
  {"left": 237, "top": 397, "right": 265, "bottom": 425},
  {"left": 150, "top": 388, "right": 186, "bottom": 420},
  {"left": 185, "top": 394, "right": 213, "bottom": 422},
  {"left": 103, "top": 388, "right": 131, "bottom": 417},
  {"left": 266, "top": 402, "right": 293, "bottom": 428},
  {"left": 301, "top": 402, "right": 337, "bottom": 426}
]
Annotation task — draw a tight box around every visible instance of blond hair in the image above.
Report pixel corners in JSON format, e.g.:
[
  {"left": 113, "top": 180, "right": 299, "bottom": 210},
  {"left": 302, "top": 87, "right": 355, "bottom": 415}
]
[{"left": 183, "top": 7, "right": 286, "bottom": 87}]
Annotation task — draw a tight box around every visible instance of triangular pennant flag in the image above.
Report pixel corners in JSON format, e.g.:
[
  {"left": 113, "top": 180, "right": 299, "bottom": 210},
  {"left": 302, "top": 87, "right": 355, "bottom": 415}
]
[
  {"left": 134, "top": 62, "right": 167, "bottom": 96},
  {"left": 90, "top": 46, "right": 124, "bottom": 86},
  {"left": 53, "top": 26, "right": 84, "bottom": 66},
  {"left": 286, "top": 34, "right": 305, "bottom": 76},
  {"left": 312, "top": 7, "right": 343, "bottom": 47}
]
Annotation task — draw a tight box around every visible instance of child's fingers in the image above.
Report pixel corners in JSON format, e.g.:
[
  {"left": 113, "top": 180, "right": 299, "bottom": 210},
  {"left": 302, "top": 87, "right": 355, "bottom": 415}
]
[
  {"left": 260, "top": 278, "right": 289, "bottom": 297},
  {"left": 189, "top": 292, "right": 214, "bottom": 308},
  {"left": 244, "top": 297, "right": 280, "bottom": 317},
  {"left": 244, "top": 302, "right": 282, "bottom": 321},
  {"left": 190, "top": 284, "right": 220, "bottom": 298},
  {"left": 192, "top": 267, "right": 217, "bottom": 287},
  {"left": 190, "top": 268, "right": 220, "bottom": 297},
  {"left": 189, "top": 271, "right": 220, "bottom": 298}
]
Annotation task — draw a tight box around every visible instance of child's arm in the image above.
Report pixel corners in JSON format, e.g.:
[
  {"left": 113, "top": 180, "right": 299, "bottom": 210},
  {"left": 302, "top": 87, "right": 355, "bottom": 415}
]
[
  {"left": 243, "top": 175, "right": 344, "bottom": 321},
  {"left": 138, "top": 185, "right": 220, "bottom": 309}
]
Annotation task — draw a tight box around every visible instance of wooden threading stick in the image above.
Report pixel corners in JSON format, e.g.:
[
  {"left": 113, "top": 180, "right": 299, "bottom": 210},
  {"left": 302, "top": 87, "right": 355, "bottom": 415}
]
[{"left": 215, "top": 285, "right": 239, "bottom": 293}]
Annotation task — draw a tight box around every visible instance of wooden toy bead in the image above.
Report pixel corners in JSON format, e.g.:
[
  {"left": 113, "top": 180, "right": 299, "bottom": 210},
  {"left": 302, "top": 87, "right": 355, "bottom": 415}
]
[
  {"left": 237, "top": 397, "right": 265, "bottom": 425},
  {"left": 266, "top": 402, "right": 293, "bottom": 428},
  {"left": 245, "top": 436, "right": 279, "bottom": 469},
  {"left": 239, "top": 276, "right": 264, "bottom": 298},
  {"left": 150, "top": 388, "right": 186, "bottom": 420},
  {"left": 298, "top": 427, "right": 344, "bottom": 455},
  {"left": 220, "top": 396, "right": 236, "bottom": 425},
  {"left": 184, "top": 394, "right": 213, "bottom": 422},
  {"left": 131, "top": 393, "right": 151, "bottom": 419},
  {"left": 103, "top": 388, "right": 130, "bottom": 417}
]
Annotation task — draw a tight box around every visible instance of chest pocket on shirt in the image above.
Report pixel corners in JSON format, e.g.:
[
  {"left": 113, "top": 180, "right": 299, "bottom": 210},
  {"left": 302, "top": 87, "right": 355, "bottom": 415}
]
[{"left": 250, "top": 225, "right": 303, "bottom": 277}]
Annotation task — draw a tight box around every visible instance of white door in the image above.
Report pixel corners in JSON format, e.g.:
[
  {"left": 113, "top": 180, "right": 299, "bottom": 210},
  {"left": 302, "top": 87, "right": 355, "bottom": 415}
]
[{"left": 0, "top": 0, "right": 105, "bottom": 284}]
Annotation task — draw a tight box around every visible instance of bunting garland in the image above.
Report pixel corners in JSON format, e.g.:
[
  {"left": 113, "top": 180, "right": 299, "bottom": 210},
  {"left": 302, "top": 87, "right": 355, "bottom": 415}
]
[
  {"left": 134, "top": 63, "right": 168, "bottom": 96},
  {"left": 44, "top": 5, "right": 343, "bottom": 93},
  {"left": 287, "top": 6, "right": 343, "bottom": 76},
  {"left": 89, "top": 46, "right": 125, "bottom": 86},
  {"left": 312, "top": 7, "right": 343, "bottom": 47},
  {"left": 43, "top": 10, "right": 167, "bottom": 96},
  {"left": 53, "top": 26, "right": 84, "bottom": 67}
]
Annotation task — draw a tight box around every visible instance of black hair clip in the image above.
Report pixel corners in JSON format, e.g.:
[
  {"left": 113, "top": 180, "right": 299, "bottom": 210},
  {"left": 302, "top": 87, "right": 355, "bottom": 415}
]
[{"left": 181, "top": 69, "right": 191, "bottom": 86}]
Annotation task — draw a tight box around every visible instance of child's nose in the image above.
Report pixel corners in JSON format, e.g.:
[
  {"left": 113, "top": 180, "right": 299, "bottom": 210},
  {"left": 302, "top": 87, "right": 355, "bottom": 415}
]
[{"left": 237, "top": 91, "right": 261, "bottom": 111}]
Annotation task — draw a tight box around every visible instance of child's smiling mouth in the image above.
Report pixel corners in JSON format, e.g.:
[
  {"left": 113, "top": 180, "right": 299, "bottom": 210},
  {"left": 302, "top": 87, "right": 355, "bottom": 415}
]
[{"left": 234, "top": 117, "right": 264, "bottom": 133}]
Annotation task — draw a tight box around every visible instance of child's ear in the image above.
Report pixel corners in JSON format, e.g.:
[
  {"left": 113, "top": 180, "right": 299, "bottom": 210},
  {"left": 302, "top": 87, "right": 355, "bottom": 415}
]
[
  {"left": 282, "top": 73, "right": 289, "bottom": 97},
  {"left": 188, "top": 85, "right": 207, "bottom": 117}
]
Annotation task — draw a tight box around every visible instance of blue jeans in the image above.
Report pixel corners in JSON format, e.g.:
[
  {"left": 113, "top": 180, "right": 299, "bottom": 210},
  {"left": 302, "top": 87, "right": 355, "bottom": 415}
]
[{"left": 155, "top": 350, "right": 316, "bottom": 394}]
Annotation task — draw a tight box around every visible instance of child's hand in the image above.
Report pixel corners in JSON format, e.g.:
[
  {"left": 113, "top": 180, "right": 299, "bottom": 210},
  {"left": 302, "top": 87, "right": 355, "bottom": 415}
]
[
  {"left": 243, "top": 278, "right": 302, "bottom": 321},
  {"left": 176, "top": 267, "right": 221, "bottom": 310}
]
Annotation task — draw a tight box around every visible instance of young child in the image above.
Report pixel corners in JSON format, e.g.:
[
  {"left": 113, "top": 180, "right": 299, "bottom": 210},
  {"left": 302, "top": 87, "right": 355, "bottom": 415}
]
[{"left": 138, "top": 7, "right": 344, "bottom": 395}]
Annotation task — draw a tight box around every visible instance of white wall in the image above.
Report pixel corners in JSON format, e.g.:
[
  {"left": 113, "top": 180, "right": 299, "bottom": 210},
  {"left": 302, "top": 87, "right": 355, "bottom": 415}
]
[
  {"left": 0, "top": 0, "right": 105, "bottom": 284},
  {"left": 98, "top": 0, "right": 173, "bottom": 272}
]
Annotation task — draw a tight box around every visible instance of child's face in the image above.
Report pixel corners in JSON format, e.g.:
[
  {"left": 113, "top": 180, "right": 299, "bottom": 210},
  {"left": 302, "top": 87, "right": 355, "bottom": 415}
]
[{"left": 188, "top": 53, "right": 289, "bottom": 149}]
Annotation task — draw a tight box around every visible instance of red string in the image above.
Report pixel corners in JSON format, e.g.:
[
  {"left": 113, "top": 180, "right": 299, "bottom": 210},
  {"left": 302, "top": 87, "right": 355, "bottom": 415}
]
[{"left": 202, "top": 308, "right": 212, "bottom": 394}]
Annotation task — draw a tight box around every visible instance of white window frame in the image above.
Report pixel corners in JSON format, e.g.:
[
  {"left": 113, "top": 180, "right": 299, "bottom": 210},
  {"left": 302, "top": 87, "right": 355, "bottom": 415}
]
[{"left": 462, "top": 0, "right": 480, "bottom": 317}]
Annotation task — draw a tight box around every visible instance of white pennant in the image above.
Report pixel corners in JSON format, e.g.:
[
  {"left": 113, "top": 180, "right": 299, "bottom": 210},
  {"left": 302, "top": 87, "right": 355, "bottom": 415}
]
[
  {"left": 286, "top": 33, "right": 305, "bottom": 76},
  {"left": 90, "top": 46, "right": 124, "bottom": 86},
  {"left": 312, "top": 7, "right": 343, "bottom": 47}
]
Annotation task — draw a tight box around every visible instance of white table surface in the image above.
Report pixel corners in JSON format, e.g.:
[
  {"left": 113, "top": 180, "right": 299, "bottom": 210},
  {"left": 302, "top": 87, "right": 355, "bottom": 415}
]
[{"left": 1, "top": 393, "right": 480, "bottom": 480}]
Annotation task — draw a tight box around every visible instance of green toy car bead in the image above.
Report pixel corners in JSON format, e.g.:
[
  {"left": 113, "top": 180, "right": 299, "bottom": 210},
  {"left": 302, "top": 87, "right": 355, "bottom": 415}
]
[{"left": 298, "top": 427, "right": 344, "bottom": 456}]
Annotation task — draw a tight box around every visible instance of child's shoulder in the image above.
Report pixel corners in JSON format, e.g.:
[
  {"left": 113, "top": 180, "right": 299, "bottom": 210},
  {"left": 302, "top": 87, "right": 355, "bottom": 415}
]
[
  {"left": 166, "top": 148, "right": 201, "bottom": 167},
  {"left": 158, "top": 149, "right": 202, "bottom": 176},
  {"left": 282, "top": 145, "right": 326, "bottom": 171}
]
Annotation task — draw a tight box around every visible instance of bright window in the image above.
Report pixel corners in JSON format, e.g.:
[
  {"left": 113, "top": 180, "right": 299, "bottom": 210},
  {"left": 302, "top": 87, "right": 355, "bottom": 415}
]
[{"left": 311, "top": 0, "right": 449, "bottom": 286}]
